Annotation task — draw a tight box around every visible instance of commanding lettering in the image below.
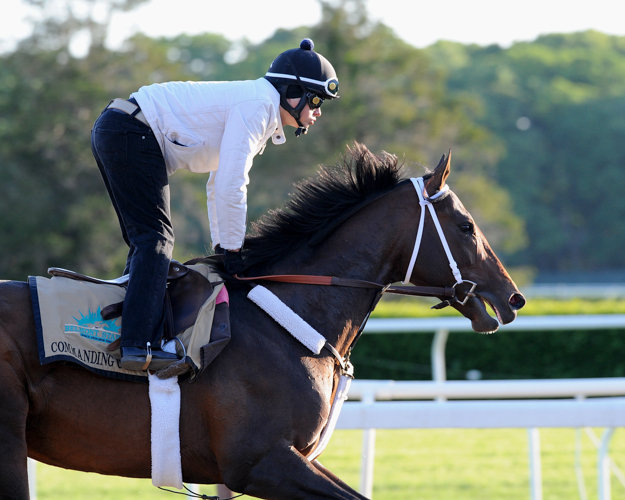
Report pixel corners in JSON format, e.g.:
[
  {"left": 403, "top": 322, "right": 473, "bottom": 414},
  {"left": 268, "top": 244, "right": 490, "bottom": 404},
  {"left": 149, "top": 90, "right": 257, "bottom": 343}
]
[
  {"left": 50, "top": 341, "right": 75, "bottom": 354},
  {"left": 49, "top": 341, "right": 118, "bottom": 368}
]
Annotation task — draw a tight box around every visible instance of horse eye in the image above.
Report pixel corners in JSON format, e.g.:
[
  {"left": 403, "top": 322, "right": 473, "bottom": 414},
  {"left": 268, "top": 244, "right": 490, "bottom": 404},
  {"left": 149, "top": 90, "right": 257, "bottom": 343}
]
[{"left": 460, "top": 222, "right": 474, "bottom": 234}]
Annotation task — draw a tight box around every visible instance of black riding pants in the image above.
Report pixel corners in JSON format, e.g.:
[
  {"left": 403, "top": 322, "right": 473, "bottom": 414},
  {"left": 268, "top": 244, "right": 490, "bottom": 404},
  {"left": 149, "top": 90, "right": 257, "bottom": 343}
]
[{"left": 91, "top": 103, "right": 174, "bottom": 349}]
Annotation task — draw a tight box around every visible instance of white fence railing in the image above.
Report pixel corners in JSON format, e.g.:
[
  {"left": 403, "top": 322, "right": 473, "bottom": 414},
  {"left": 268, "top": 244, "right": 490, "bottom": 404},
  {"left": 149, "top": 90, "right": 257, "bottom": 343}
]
[
  {"left": 336, "top": 315, "right": 625, "bottom": 500},
  {"left": 523, "top": 284, "right": 625, "bottom": 299}
]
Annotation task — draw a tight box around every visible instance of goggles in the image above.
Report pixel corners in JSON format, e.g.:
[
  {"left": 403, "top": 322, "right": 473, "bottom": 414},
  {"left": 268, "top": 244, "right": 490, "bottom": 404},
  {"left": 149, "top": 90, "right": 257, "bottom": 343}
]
[
  {"left": 306, "top": 93, "right": 324, "bottom": 109},
  {"left": 320, "top": 78, "right": 339, "bottom": 97}
]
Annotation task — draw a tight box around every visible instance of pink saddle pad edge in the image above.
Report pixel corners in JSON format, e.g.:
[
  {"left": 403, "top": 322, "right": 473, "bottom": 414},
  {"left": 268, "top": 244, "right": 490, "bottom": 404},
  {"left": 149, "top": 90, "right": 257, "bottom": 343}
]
[{"left": 215, "top": 285, "right": 229, "bottom": 305}]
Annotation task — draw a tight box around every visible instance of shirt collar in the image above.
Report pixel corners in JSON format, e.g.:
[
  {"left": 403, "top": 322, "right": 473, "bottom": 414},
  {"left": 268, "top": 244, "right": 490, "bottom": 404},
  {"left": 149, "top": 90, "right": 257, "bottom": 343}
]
[
  {"left": 272, "top": 118, "right": 287, "bottom": 145},
  {"left": 260, "top": 78, "right": 287, "bottom": 145}
]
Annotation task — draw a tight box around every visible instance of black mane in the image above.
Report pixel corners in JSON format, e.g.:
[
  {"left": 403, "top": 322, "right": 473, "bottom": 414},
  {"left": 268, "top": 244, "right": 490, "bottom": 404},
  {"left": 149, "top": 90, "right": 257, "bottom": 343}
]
[{"left": 242, "top": 143, "right": 408, "bottom": 270}]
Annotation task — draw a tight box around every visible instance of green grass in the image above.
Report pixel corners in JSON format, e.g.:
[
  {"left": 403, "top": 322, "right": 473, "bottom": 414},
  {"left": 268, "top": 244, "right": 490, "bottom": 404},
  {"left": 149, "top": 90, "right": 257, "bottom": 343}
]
[
  {"left": 34, "top": 428, "right": 625, "bottom": 499},
  {"left": 322, "top": 428, "right": 625, "bottom": 500},
  {"left": 35, "top": 464, "right": 219, "bottom": 499}
]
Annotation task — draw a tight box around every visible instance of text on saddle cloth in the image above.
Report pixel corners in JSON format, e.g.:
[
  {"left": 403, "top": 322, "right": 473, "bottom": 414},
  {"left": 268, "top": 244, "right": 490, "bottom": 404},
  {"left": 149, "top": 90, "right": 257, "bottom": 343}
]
[{"left": 30, "top": 263, "right": 230, "bottom": 382}]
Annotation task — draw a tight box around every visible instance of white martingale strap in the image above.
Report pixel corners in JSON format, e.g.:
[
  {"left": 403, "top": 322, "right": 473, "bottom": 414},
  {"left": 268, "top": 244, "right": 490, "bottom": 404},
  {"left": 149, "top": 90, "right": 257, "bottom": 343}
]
[
  {"left": 248, "top": 285, "right": 326, "bottom": 354},
  {"left": 403, "top": 177, "right": 463, "bottom": 285},
  {"left": 307, "top": 373, "right": 351, "bottom": 462}
]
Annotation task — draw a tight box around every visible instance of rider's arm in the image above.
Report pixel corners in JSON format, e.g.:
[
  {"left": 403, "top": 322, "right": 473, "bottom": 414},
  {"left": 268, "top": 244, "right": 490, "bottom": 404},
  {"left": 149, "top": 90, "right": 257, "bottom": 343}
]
[{"left": 209, "top": 101, "right": 275, "bottom": 251}]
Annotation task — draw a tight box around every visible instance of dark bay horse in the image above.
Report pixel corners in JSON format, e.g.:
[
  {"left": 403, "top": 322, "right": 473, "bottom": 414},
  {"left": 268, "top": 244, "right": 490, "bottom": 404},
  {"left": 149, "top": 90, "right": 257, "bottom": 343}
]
[{"left": 0, "top": 143, "right": 525, "bottom": 499}]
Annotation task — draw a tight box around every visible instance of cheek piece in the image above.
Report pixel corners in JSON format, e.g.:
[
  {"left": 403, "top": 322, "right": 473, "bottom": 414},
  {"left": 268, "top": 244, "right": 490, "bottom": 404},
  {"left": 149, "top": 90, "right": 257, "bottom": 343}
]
[{"left": 280, "top": 94, "right": 310, "bottom": 137}]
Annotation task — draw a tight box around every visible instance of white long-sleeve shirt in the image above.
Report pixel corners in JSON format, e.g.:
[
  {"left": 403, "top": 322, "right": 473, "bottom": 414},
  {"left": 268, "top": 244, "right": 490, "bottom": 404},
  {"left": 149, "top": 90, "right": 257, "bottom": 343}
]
[{"left": 132, "top": 78, "right": 287, "bottom": 250}]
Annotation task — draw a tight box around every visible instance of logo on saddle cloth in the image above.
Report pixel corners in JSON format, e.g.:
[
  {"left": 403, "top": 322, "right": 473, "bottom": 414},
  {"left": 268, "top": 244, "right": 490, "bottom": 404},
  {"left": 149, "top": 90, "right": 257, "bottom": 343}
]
[
  {"left": 65, "top": 307, "right": 121, "bottom": 344},
  {"left": 30, "top": 263, "right": 230, "bottom": 382}
]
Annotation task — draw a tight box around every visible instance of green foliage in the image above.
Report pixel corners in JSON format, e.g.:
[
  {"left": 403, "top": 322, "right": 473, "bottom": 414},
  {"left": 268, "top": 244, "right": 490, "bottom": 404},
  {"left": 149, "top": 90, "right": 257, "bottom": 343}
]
[
  {"left": 0, "top": 49, "right": 120, "bottom": 279},
  {"left": 427, "top": 31, "right": 625, "bottom": 273},
  {"left": 0, "top": 0, "right": 526, "bottom": 281},
  {"left": 4, "top": 1, "right": 625, "bottom": 282},
  {"left": 0, "top": 24, "right": 236, "bottom": 279}
]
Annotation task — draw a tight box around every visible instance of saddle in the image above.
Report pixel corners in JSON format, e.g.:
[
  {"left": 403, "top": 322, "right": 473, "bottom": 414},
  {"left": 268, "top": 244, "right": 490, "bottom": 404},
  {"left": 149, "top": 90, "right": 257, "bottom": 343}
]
[{"left": 47, "top": 261, "right": 218, "bottom": 348}]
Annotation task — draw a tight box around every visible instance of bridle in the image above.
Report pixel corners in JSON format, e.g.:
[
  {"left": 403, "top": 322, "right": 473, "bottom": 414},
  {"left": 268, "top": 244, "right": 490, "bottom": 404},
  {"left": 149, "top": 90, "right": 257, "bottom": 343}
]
[
  {"left": 233, "top": 176, "right": 478, "bottom": 369},
  {"left": 404, "top": 177, "right": 477, "bottom": 308}
]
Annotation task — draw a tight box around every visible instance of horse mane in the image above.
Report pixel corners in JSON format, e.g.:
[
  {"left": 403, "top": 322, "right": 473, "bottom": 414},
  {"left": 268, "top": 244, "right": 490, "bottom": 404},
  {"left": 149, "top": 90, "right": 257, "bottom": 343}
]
[{"left": 242, "top": 142, "right": 409, "bottom": 270}]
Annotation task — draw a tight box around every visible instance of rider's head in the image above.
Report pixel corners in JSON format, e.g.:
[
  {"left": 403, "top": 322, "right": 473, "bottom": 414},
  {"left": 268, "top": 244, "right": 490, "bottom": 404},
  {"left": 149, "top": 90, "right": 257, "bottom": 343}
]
[{"left": 265, "top": 38, "right": 339, "bottom": 137}]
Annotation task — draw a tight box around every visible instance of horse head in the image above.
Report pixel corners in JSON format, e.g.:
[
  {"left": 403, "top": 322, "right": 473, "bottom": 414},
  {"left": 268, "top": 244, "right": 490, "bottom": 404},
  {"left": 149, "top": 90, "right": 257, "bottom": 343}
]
[
  {"left": 241, "top": 143, "right": 524, "bottom": 337},
  {"left": 408, "top": 151, "right": 526, "bottom": 333}
]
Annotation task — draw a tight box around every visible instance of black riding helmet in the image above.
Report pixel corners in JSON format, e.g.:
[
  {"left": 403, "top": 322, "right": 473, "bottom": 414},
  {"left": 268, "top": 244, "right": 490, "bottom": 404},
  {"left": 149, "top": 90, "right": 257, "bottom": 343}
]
[{"left": 265, "top": 38, "right": 339, "bottom": 136}]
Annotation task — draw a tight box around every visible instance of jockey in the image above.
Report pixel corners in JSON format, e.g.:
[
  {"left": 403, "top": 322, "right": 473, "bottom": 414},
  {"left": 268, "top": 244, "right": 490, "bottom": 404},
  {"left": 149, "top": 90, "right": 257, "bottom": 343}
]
[{"left": 91, "top": 38, "right": 340, "bottom": 372}]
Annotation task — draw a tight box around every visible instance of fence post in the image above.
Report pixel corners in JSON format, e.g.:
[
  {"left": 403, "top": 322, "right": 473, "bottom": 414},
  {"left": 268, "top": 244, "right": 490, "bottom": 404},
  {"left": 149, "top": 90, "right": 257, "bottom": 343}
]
[
  {"left": 360, "top": 392, "right": 376, "bottom": 498},
  {"left": 431, "top": 329, "right": 449, "bottom": 382},
  {"left": 528, "top": 428, "right": 542, "bottom": 500},
  {"left": 185, "top": 484, "right": 199, "bottom": 498},
  {"left": 599, "top": 428, "right": 616, "bottom": 500},
  {"left": 431, "top": 329, "right": 449, "bottom": 401}
]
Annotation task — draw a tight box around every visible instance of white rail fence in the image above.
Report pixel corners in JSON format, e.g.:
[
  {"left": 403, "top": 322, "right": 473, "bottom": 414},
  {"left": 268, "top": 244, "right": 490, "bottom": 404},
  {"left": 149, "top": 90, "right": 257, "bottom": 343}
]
[
  {"left": 336, "top": 314, "right": 625, "bottom": 499},
  {"left": 522, "top": 284, "right": 625, "bottom": 299}
]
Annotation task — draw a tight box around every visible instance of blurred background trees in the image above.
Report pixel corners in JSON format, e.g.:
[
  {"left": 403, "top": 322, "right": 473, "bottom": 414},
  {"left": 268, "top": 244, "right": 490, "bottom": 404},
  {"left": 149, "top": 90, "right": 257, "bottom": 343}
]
[{"left": 1, "top": 0, "right": 623, "bottom": 284}]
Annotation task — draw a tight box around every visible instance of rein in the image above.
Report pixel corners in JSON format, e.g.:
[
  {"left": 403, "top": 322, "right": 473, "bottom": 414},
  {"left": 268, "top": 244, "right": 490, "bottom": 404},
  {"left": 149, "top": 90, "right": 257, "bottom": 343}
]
[
  {"left": 232, "top": 273, "right": 454, "bottom": 299},
  {"left": 234, "top": 176, "right": 477, "bottom": 371}
]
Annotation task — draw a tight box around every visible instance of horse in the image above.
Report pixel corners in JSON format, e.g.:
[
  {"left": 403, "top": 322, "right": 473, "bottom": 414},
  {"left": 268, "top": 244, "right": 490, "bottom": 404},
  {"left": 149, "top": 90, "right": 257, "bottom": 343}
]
[{"left": 0, "top": 143, "right": 525, "bottom": 499}]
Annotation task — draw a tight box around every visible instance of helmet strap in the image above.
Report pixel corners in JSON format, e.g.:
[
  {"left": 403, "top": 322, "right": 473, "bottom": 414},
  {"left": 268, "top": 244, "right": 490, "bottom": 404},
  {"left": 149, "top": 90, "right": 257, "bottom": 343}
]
[
  {"left": 280, "top": 54, "right": 314, "bottom": 137},
  {"left": 279, "top": 92, "right": 309, "bottom": 137}
]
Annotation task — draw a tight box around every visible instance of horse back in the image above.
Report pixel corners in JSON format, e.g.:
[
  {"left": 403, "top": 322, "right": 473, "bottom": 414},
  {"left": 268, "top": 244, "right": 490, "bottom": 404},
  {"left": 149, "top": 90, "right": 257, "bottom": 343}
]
[{"left": 0, "top": 280, "right": 154, "bottom": 476}]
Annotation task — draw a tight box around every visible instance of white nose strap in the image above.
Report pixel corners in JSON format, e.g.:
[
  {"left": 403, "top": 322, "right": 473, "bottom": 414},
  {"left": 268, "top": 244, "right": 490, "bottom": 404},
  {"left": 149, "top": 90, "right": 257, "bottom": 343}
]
[{"left": 402, "top": 177, "right": 462, "bottom": 285}]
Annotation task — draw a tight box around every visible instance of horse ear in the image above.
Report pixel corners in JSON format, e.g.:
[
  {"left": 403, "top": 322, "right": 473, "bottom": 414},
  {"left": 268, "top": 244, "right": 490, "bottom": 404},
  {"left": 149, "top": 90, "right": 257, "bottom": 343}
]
[{"left": 424, "top": 149, "right": 451, "bottom": 197}]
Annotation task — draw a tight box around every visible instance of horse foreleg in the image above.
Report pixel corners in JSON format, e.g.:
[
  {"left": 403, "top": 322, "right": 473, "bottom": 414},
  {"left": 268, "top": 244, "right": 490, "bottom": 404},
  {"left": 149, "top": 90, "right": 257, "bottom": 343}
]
[
  {"left": 0, "top": 429, "right": 29, "bottom": 500},
  {"left": 226, "top": 443, "right": 368, "bottom": 500},
  {"left": 0, "top": 378, "right": 31, "bottom": 499}
]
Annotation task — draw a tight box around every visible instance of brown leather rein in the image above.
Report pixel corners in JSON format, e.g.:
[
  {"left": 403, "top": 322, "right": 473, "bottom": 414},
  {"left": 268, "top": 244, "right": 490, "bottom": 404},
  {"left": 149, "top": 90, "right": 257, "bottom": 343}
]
[
  {"left": 232, "top": 272, "right": 457, "bottom": 372},
  {"left": 233, "top": 273, "right": 455, "bottom": 299}
]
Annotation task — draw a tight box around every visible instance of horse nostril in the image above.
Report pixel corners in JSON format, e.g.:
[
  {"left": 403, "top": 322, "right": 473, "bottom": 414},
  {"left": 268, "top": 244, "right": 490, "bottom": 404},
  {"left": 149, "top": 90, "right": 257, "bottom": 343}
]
[{"left": 509, "top": 293, "right": 526, "bottom": 311}]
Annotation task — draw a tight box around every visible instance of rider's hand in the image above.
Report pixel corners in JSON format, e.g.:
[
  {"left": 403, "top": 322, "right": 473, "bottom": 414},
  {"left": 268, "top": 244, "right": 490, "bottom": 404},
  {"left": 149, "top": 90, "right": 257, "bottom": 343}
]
[{"left": 224, "top": 248, "right": 244, "bottom": 275}]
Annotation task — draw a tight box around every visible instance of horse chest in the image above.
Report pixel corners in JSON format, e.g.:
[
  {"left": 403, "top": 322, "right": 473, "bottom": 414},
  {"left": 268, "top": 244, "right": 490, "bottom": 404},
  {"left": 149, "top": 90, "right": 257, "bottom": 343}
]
[{"left": 298, "top": 358, "right": 335, "bottom": 421}]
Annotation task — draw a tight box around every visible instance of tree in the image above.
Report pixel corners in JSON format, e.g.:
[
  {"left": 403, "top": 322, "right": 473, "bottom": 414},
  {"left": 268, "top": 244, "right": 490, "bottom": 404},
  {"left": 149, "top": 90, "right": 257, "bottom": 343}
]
[
  {"left": 0, "top": 0, "right": 527, "bottom": 280},
  {"left": 431, "top": 31, "right": 625, "bottom": 274}
]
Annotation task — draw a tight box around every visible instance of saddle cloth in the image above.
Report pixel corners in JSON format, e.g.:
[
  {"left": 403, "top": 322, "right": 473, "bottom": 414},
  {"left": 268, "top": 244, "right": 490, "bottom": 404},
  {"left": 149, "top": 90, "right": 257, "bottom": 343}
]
[{"left": 29, "top": 263, "right": 230, "bottom": 382}]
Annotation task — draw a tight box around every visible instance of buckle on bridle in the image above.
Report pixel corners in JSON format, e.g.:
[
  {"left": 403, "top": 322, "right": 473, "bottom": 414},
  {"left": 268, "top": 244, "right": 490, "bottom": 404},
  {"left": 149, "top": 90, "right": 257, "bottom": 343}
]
[
  {"left": 454, "top": 280, "right": 477, "bottom": 306},
  {"left": 431, "top": 280, "right": 477, "bottom": 310}
]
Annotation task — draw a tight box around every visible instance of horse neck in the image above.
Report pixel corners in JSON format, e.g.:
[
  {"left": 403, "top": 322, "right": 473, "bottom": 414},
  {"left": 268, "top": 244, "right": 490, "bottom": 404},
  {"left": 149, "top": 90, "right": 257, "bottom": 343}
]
[{"left": 266, "top": 187, "right": 417, "bottom": 354}]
